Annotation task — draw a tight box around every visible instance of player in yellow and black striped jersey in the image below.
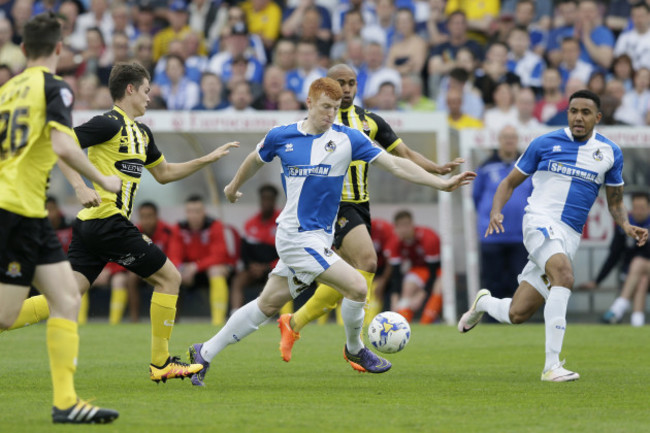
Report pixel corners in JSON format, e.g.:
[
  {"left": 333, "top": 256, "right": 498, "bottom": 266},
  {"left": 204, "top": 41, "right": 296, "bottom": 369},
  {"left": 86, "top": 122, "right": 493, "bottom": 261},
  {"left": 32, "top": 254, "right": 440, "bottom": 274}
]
[
  {"left": 0, "top": 12, "right": 120, "bottom": 424},
  {"left": 278, "top": 64, "right": 467, "bottom": 361},
  {"left": 9, "top": 61, "right": 239, "bottom": 383}
]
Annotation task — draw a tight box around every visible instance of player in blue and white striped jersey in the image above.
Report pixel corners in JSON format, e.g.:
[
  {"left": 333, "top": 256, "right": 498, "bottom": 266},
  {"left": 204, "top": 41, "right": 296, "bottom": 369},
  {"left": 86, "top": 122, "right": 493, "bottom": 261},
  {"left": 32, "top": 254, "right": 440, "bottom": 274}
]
[
  {"left": 187, "top": 77, "right": 475, "bottom": 383},
  {"left": 459, "top": 90, "right": 648, "bottom": 382}
]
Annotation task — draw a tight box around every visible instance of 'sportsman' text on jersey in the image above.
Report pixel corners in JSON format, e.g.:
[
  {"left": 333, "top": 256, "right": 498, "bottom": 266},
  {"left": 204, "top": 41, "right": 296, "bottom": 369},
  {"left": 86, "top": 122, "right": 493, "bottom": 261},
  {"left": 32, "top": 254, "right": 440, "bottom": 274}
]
[
  {"left": 257, "top": 120, "right": 383, "bottom": 234},
  {"left": 75, "top": 106, "right": 165, "bottom": 221},
  {"left": 0, "top": 66, "right": 75, "bottom": 218},
  {"left": 516, "top": 128, "right": 624, "bottom": 234}
]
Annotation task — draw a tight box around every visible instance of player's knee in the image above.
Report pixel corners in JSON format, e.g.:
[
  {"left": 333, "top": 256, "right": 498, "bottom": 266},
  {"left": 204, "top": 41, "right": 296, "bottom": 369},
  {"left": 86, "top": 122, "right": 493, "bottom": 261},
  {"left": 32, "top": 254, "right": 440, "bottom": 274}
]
[
  {"left": 348, "top": 275, "right": 368, "bottom": 302},
  {"left": 629, "top": 257, "right": 648, "bottom": 274},
  {"left": 549, "top": 268, "right": 574, "bottom": 288},
  {"left": 509, "top": 310, "right": 529, "bottom": 324}
]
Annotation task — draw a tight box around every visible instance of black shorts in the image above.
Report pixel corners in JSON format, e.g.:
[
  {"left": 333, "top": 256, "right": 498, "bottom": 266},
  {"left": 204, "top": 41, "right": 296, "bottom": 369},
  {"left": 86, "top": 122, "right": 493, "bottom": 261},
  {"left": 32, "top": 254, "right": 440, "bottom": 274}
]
[
  {"left": 0, "top": 209, "right": 66, "bottom": 286},
  {"left": 68, "top": 214, "right": 167, "bottom": 284},
  {"left": 333, "top": 202, "right": 372, "bottom": 249}
]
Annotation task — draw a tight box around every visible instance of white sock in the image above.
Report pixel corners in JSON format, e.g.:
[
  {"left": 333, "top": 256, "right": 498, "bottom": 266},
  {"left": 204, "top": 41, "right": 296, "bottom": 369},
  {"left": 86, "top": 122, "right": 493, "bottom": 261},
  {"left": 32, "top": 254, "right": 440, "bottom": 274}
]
[
  {"left": 631, "top": 312, "right": 645, "bottom": 327},
  {"left": 610, "top": 297, "right": 630, "bottom": 319},
  {"left": 544, "top": 286, "right": 571, "bottom": 372},
  {"left": 341, "top": 298, "right": 365, "bottom": 354},
  {"left": 200, "top": 299, "right": 269, "bottom": 362},
  {"left": 477, "top": 296, "right": 512, "bottom": 324}
]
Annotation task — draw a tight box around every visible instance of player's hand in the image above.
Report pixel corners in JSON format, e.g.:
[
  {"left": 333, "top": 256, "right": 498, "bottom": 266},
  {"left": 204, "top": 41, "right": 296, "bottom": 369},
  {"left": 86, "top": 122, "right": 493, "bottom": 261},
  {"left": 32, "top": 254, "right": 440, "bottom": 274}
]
[
  {"left": 224, "top": 183, "right": 242, "bottom": 203},
  {"left": 205, "top": 142, "right": 240, "bottom": 163},
  {"left": 74, "top": 185, "right": 102, "bottom": 208},
  {"left": 100, "top": 175, "right": 122, "bottom": 194},
  {"left": 577, "top": 281, "right": 597, "bottom": 291},
  {"left": 485, "top": 211, "right": 505, "bottom": 237},
  {"left": 625, "top": 224, "right": 649, "bottom": 247},
  {"left": 436, "top": 157, "right": 465, "bottom": 175},
  {"left": 442, "top": 170, "right": 476, "bottom": 191}
]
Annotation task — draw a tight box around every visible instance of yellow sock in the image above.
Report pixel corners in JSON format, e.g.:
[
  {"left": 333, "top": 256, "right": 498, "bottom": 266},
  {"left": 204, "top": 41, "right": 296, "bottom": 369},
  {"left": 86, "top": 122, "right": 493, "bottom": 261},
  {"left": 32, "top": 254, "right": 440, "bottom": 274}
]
[
  {"left": 279, "top": 300, "right": 294, "bottom": 315},
  {"left": 357, "top": 269, "right": 376, "bottom": 326},
  {"left": 78, "top": 292, "right": 89, "bottom": 325},
  {"left": 109, "top": 288, "right": 128, "bottom": 325},
  {"left": 293, "top": 284, "right": 342, "bottom": 332},
  {"left": 317, "top": 309, "right": 330, "bottom": 325},
  {"left": 150, "top": 292, "right": 177, "bottom": 366},
  {"left": 5, "top": 295, "right": 50, "bottom": 331},
  {"left": 209, "top": 276, "right": 229, "bottom": 326},
  {"left": 47, "top": 318, "right": 78, "bottom": 409},
  {"left": 335, "top": 303, "right": 343, "bottom": 325}
]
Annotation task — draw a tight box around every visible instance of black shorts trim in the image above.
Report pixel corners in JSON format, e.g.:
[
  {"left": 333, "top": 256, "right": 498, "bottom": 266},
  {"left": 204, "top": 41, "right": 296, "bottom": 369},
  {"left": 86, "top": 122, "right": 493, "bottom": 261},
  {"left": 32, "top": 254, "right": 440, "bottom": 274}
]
[
  {"left": 333, "top": 202, "right": 372, "bottom": 249},
  {"left": 68, "top": 215, "right": 167, "bottom": 284},
  {"left": 0, "top": 209, "right": 66, "bottom": 286}
]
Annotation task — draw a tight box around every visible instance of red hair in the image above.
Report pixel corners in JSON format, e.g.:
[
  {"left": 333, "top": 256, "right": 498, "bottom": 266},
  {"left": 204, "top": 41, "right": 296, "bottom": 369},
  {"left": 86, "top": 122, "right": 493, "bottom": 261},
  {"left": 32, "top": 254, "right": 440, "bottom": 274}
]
[{"left": 308, "top": 77, "right": 343, "bottom": 102}]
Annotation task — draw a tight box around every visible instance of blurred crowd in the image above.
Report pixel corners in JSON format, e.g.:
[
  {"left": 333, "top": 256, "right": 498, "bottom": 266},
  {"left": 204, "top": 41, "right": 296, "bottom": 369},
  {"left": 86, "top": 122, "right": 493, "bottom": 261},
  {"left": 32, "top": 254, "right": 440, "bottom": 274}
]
[{"left": 0, "top": 0, "right": 649, "bottom": 127}]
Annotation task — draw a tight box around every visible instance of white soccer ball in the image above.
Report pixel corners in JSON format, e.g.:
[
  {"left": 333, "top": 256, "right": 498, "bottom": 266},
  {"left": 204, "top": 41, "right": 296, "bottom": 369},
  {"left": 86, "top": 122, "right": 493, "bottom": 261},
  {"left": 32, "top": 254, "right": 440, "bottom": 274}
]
[{"left": 367, "top": 311, "right": 411, "bottom": 354}]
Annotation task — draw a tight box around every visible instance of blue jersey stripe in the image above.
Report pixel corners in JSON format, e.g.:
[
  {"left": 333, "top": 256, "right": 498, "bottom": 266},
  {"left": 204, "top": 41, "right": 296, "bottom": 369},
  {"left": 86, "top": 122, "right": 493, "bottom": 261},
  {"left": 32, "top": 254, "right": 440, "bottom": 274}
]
[{"left": 304, "top": 247, "right": 331, "bottom": 271}]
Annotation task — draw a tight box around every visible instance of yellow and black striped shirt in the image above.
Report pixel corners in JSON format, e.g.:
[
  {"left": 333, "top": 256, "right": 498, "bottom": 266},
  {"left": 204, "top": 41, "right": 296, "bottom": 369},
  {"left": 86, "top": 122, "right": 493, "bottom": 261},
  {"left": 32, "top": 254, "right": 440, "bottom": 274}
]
[
  {"left": 0, "top": 66, "right": 76, "bottom": 218},
  {"left": 75, "top": 106, "right": 164, "bottom": 221},
  {"left": 335, "top": 105, "right": 403, "bottom": 203}
]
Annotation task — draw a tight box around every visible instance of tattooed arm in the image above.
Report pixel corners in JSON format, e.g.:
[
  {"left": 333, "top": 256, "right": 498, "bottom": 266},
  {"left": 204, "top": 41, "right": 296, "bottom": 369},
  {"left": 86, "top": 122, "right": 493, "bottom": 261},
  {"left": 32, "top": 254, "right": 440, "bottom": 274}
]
[{"left": 606, "top": 186, "right": 649, "bottom": 247}]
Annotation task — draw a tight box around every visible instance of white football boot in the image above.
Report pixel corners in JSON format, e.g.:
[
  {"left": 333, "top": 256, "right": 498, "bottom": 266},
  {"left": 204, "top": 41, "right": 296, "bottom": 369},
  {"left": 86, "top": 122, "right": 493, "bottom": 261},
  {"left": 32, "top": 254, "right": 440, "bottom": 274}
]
[
  {"left": 457, "top": 289, "right": 491, "bottom": 333},
  {"left": 541, "top": 360, "right": 580, "bottom": 382}
]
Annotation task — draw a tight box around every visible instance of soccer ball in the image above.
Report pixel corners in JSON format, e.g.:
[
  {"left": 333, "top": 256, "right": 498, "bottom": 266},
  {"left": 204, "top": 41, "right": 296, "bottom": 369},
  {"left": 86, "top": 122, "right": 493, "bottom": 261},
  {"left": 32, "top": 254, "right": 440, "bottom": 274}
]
[{"left": 367, "top": 311, "right": 411, "bottom": 354}]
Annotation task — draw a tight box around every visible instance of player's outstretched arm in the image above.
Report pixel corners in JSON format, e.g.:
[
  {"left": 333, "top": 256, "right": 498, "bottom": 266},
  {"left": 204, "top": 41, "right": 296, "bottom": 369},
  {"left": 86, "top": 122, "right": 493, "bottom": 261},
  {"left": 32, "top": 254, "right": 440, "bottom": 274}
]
[
  {"left": 57, "top": 160, "right": 102, "bottom": 208},
  {"left": 372, "top": 152, "right": 476, "bottom": 192},
  {"left": 224, "top": 150, "right": 265, "bottom": 203},
  {"left": 51, "top": 129, "right": 121, "bottom": 194},
  {"left": 148, "top": 141, "right": 239, "bottom": 184},
  {"left": 390, "top": 142, "right": 464, "bottom": 174},
  {"left": 606, "top": 185, "right": 649, "bottom": 247},
  {"left": 485, "top": 168, "right": 528, "bottom": 237}
]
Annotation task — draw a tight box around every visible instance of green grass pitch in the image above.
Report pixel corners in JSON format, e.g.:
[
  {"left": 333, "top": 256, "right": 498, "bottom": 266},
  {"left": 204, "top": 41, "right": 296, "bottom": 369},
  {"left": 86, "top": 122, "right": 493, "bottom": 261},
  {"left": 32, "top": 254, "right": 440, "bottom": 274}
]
[{"left": 1, "top": 322, "right": 649, "bottom": 433}]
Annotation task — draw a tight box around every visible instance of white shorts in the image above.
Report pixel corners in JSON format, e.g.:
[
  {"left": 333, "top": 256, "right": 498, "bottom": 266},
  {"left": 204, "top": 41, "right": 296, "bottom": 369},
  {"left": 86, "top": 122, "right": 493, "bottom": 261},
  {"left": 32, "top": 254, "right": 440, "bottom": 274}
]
[
  {"left": 517, "top": 213, "right": 581, "bottom": 300},
  {"left": 271, "top": 228, "right": 341, "bottom": 298}
]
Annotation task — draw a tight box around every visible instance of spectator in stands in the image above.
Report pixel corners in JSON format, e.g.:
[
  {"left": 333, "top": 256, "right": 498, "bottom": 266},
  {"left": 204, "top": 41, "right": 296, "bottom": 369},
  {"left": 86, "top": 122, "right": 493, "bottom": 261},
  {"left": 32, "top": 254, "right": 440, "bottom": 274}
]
[
  {"left": 621, "top": 67, "right": 650, "bottom": 126},
  {"left": 506, "top": 25, "right": 545, "bottom": 88},
  {"left": 359, "top": 41, "right": 401, "bottom": 107},
  {"left": 252, "top": 65, "right": 285, "bottom": 110},
  {"left": 513, "top": 87, "right": 542, "bottom": 129},
  {"left": 606, "top": 0, "right": 636, "bottom": 33},
  {"left": 398, "top": 73, "right": 435, "bottom": 111},
  {"left": 511, "top": 0, "right": 550, "bottom": 55},
  {"left": 212, "top": 4, "right": 267, "bottom": 64},
  {"left": 388, "top": 210, "right": 441, "bottom": 324},
  {"left": 489, "top": 12, "right": 516, "bottom": 46},
  {"left": 70, "top": 0, "right": 113, "bottom": 52},
  {"left": 294, "top": 6, "right": 332, "bottom": 62},
  {"left": 226, "top": 54, "right": 262, "bottom": 98},
  {"left": 273, "top": 38, "right": 296, "bottom": 73},
  {"left": 277, "top": 89, "right": 302, "bottom": 110},
  {"left": 545, "top": 76, "right": 587, "bottom": 125},
  {"left": 340, "top": 36, "right": 364, "bottom": 73},
  {"left": 46, "top": 196, "right": 73, "bottom": 255},
  {"left": 282, "top": 0, "right": 332, "bottom": 44},
  {"left": 558, "top": 37, "right": 594, "bottom": 91},
  {"left": 78, "top": 26, "right": 108, "bottom": 79},
  {"left": 534, "top": 67, "right": 567, "bottom": 123},
  {"left": 207, "top": 22, "right": 264, "bottom": 86},
  {"left": 472, "top": 125, "right": 532, "bottom": 318},
  {"left": 437, "top": 67, "right": 484, "bottom": 120},
  {"left": 474, "top": 42, "right": 521, "bottom": 106},
  {"left": 10, "top": 0, "right": 32, "bottom": 45},
  {"left": 96, "top": 31, "right": 131, "bottom": 84},
  {"left": 0, "top": 17, "right": 25, "bottom": 74},
  {"left": 582, "top": 193, "right": 650, "bottom": 327},
  {"left": 189, "top": 0, "right": 227, "bottom": 50},
  {"left": 75, "top": 74, "right": 100, "bottom": 110},
  {"left": 133, "top": 2, "right": 157, "bottom": 39},
  {"left": 362, "top": 0, "right": 396, "bottom": 49},
  {"left": 428, "top": 11, "right": 483, "bottom": 95},
  {"left": 370, "top": 81, "right": 399, "bottom": 110},
  {"left": 444, "top": 0, "right": 499, "bottom": 42},
  {"left": 329, "top": 9, "right": 363, "bottom": 63},
  {"left": 134, "top": 34, "right": 155, "bottom": 76},
  {"left": 604, "top": 77, "right": 641, "bottom": 125},
  {"left": 386, "top": 8, "right": 427, "bottom": 76},
  {"left": 111, "top": 1, "right": 135, "bottom": 42},
  {"left": 587, "top": 70, "right": 606, "bottom": 97},
  {"left": 426, "top": 0, "right": 450, "bottom": 47},
  {"left": 0, "top": 63, "right": 12, "bottom": 86},
  {"left": 153, "top": 0, "right": 206, "bottom": 62},
  {"left": 446, "top": 87, "right": 483, "bottom": 129},
  {"left": 483, "top": 82, "right": 518, "bottom": 132},
  {"left": 230, "top": 184, "right": 281, "bottom": 313},
  {"left": 159, "top": 54, "right": 201, "bottom": 110},
  {"left": 332, "top": 0, "right": 377, "bottom": 39},
  {"left": 169, "top": 195, "right": 234, "bottom": 326},
  {"left": 192, "top": 72, "right": 229, "bottom": 110},
  {"left": 547, "top": 0, "right": 579, "bottom": 67},
  {"left": 222, "top": 80, "right": 255, "bottom": 112},
  {"left": 91, "top": 85, "right": 113, "bottom": 110},
  {"left": 241, "top": 0, "right": 282, "bottom": 51},
  {"left": 369, "top": 218, "right": 397, "bottom": 315},
  {"left": 59, "top": 1, "right": 82, "bottom": 47},
  {"left": 286, "top": 39, "right": 326, "bottom": 102},
  {"left": 609, "top": 54, "right": 634, "bottom": 92},
  {"left": 613, "top": 1, "right": 650, "bottom": 71}
]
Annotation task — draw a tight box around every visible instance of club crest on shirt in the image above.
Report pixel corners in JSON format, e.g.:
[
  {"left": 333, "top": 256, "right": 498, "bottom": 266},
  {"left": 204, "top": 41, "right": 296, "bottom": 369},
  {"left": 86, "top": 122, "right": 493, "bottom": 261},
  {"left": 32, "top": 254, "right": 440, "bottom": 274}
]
[
  {"left": 5, "top": 261, "right": 22, "bottom": 278},
  {"left": 592, "top": 149, "right": 603, "bottom": 161},
  {"left": 285, "top": 143, "right": 294, "bottom": 152},
  {"left": 323, "top": 247, "right": 334, "bottom": 257},
  {"left": 552, "top": 145, "right": 562, "bottom": 152},
  {"left": 337, "top": 216, "right": 348, "bottom": 228},
  {"left": 325, "top": 140, "right": 336, "bottom": 152},
  {"left": 142, "top": 234, "right": 152, "bottom": 244}
]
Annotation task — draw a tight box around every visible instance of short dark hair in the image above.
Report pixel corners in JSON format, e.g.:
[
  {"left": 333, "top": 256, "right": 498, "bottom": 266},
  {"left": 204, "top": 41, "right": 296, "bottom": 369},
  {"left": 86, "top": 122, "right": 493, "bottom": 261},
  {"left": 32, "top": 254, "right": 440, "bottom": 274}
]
[
  {"left": 108, "top": 62, "right": 151, "bottom": 102},
  {"left": 632, "top": 192, "right": 650, "bottom": 202},
  {"left": 259, "top": 184, "right": 279, "bottom": 197},
  {"left": 185, "top": 194, "right": 204, "bottom": 203},
  {"left": 632, "top": 1, "right": 650, "bottom": 12},
  {"left": 45, "top": 195, "right": 58, "bottom": 205},
  {"left": 139, "top": 201, "right": 158, "bottom": 213},
  {"left": 569, "top": 89, "right": 601, "bottom": 111},
  {"left": 23, "top": 12, "right": 61, "bottom": 60},
  {"left": 165, "top": 53, "right": 185, "bottom": 70},
  {"left": 449, "top": 67, "right": 469, "bottom": 83},
  {"left": 448, "top": 10, "right": 467, "bottom": 21},
  {"left": 394, "top": 209, "right": 413, "bottom": 223}
]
